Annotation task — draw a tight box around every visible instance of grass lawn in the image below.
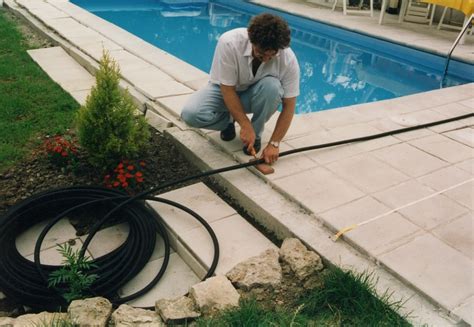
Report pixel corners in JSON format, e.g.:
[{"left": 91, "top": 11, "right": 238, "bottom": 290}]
[
  {"left": 197, "top": 268, "right": 411, "bottom": 326},
  {"left": 0, "top": 9, "right": 79, "bottom": 173}
]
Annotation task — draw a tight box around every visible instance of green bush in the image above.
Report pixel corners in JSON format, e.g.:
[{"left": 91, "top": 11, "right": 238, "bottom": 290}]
[{"left": 76, "top": 51, "right": 149, "bottom": 169}]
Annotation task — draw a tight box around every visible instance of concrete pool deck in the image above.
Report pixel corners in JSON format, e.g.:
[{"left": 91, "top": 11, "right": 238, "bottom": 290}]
[{"left": 4, "top": 0, "right": 473, "bottom": 325}]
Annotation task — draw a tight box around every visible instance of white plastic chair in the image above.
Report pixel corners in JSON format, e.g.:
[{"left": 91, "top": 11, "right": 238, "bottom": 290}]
[
  {"left": 401, "top": 0, "right": 436, "bottom": 24},
  {"left": 332, "top": 0, "right": 374, "bottom": 17}
]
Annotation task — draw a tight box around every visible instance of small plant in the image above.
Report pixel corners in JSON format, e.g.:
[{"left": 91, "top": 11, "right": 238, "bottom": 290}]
[
  {"left": 48, "top": 243, "right": 98, "bottom": 303},
  {"left": 104, "top": 160, "right": 146, "bottom": 194},
  {"left": 76, "top": 50, "right": 150, "bottom": 169},
  {"left": 44, "top": 135, "right": 79, "bottom": 170}
]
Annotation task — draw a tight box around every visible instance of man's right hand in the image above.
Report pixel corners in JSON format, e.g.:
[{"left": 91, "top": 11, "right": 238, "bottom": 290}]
[{"left": 240, "top": 123, "right": 256, "bottom": 152}]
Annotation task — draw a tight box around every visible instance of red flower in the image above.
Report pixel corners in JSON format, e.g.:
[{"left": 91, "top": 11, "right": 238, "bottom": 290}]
[
  {"left": 127, "top": 165, "right": 135, "bottom": 171},
  {"left": 118, "top": 163, "right": 124, "bottom": 169},
  {"left": 135, "top": 171, "right": 143, "bottom": 177},
  {"left": 122, "top": 182, "right": 129, "bottom": 188},
  {"left": 113, "top": 181, "right": 120, "bottom": 187},
  {"left": 136, "top": 177, "right": 144, "bottom": 183}
]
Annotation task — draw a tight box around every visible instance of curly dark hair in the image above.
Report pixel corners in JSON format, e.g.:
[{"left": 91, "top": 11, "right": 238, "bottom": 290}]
[{"left": 247, "top": 13, "right": 291, "bottom": 51}]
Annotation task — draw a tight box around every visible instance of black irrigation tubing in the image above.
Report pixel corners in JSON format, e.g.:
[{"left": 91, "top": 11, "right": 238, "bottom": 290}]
[{"left": 0, "top": 112, "right": 471, "bottom": 310}]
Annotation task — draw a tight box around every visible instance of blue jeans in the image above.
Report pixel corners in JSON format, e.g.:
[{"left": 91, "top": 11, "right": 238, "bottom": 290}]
[{"left": 181, "top": 76, "right": 284, "bottom": 140}]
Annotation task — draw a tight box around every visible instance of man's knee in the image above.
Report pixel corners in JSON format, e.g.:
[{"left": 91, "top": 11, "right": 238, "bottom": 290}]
[
  {"left": 255, "top": 76, "right": 284, "bottom": 99},
  {"left": 180, "top": 102, "right": 197, "bottom": 127}
]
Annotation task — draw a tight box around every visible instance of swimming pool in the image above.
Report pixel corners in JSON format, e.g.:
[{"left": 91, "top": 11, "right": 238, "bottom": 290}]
[{"left": 71, "top": 0, "right": 473, "bottom": 114}]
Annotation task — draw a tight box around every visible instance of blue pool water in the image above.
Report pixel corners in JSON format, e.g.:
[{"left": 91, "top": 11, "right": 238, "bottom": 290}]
[{"left": 72, "top": 0, "right": 473, "bottom": 114}]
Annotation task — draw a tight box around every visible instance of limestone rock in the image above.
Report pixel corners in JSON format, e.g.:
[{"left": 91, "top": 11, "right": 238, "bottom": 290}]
[
  {"left": 189, "top": 275, "right": 240, "bottom": 315},
  {"left": 279, "top": 238, "right": 323, "bottom": 280},
  {"left": 0, "top": 317, "right": 14, "bottom": 327},
  {"left": 155, "top": 296, "right": 200, "bottom": 323},
  {"left": 68, "top": 297, "right": 112, "bottom": 327},
  {"left": 12, "top": 312, "right": 68, "bottom": 326},
  {"left": 226, "top": 249, "right": 282, "bottom": 290},
  {"left": 112, "top": 304, "right": 163, "bottom": 326}
]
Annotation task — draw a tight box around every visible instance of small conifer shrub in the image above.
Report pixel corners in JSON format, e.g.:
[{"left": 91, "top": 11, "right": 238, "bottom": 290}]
[{"left": 76, "top": 51, "right": 149, "bottom": 169}]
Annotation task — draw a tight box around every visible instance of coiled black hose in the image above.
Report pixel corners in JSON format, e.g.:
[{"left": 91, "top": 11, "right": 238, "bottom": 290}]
[{"left": 0, "top": 112, "right": 472, "bottom": 310}]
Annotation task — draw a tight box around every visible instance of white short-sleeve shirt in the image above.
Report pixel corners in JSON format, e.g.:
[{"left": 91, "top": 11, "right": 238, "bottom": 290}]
[{"left": 209, "top": 28, "right": 300, "bottom": 98}]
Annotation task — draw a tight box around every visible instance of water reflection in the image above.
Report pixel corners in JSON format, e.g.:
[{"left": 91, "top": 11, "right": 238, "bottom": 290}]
[{"left": 71, "top": 0, "right": 467, "bottom": 114}]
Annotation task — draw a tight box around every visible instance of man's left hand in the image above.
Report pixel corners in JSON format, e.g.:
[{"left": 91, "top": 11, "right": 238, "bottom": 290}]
[{"left": 262, "top": 144, "right": 279, "bottom": 164}]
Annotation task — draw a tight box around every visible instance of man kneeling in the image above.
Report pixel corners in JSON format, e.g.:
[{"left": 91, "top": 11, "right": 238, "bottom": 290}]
[{"left": 181, "top": 13, "right": 300, "bottom": 164}]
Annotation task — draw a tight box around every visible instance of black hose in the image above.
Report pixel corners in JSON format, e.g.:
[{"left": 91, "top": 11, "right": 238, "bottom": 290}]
[{"left": 0, "top": 112, "right": 471, "bottom": 310}]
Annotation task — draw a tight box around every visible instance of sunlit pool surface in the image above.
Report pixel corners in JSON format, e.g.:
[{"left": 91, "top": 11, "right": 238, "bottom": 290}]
[{"left": 72, "top": 0, "right": 473, "bottom": 114}]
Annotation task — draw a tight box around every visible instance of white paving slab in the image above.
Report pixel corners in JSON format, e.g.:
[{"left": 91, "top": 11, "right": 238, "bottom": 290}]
[
  {"left": 119, "top": 253, "right": 200, "bottom": 307},
  {"left": 28, "top": 47, "right": 95, "bottom": 94},
  {"left": 399, "top": 194, "right": 469, "bottom": 230},
  {"left": 147, "top": 182, "right": 236, "bottom": 236},
  {"left": 326, "top": 153, "right": 410, "bottom": 194},
  {"left": 179, "top": 214, "right": 277, "bottom": 275},
  {"left": 372, "top": 143, "right": 448, "bottom": 178},
  {"left": 16, "top": 218, "right": 77, "bottom": 257},
  {"left": 431, "top": 212, "right": 474, "bottom": 260},
  {"left": 379, "top": 234, "right": 473, "bottom": 311},
  {"left": 409, "top": 134, "right": 473, "bottom": 164},
  {"left": 274, "top": 166, "right": 365, "bottom": 213}
]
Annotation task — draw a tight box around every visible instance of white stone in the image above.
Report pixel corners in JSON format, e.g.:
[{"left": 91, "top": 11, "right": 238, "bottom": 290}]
[
  {"left": 155, "top": 296, "right": 200, "bottom": 323},
  {"left": 68, "top": 297, "right": 112, "bottom": 327},
  {"left": 226, "top": 249, "right": 282, "bottom": 290},
  {"left": 112, "top": 304, "right": 163, "bottom": 327},
  {"left": 279, "top": 238, "right": 323, "bottom": 280},
  {"left": 13, "top": 312, "right": 68, "bottom": 327},
  {"left": 189, "top": 275, "right": 240, "bottom": 315}
]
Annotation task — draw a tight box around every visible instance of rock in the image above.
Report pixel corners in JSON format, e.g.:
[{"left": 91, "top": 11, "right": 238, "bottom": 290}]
[
  {"left": 189, "top": 275, "right": 240, "bottom": 315},
  {"left": 12, "top": 312, "right": 68, "bottom": 326},
  {"left": 155, "top": 296, "right": 200, "bottom": 323},
  {"left": 112, "top": 304, "right": 163, "bottom": 327},
  {"left": 226, "top": 249, "right": 282, "bottom": 291},
  {"left": 0, "top": 317, "right": 14, "bottom": 327},
  {"left": 279, "top": 238, "right": 323, "bottom": 281},
  {"left": 68, "top": 297, "right": 112, "bottom": 327}
]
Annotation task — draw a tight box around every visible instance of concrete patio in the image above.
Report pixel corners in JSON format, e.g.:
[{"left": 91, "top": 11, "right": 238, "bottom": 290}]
[{"left": 4, "top": 0, "right": 473, "bottom": 325}]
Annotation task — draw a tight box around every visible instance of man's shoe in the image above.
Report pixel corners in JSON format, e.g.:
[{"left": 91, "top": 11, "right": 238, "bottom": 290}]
[
  {"left": 220, "top": 123, "right": 236, "bottom": 141},
  {"left": 243, "top": 138, "right": 261, "bottom": 156}
]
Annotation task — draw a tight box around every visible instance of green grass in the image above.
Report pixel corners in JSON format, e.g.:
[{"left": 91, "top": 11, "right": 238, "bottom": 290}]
[
  {"left": 0, "top": 10, "right": 79, "bottom": 173},
  {"left": 299, "top": 267, "right": 411, "bottom": 326},
  {"left": 196, "top": 268, "right": 411, "bottom": 327},
  {"left": 196, "top": 298, "right": 309, "bottom": 327}
]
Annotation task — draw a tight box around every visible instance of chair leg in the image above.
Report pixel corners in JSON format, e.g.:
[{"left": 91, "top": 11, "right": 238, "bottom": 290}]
[
  {"left": 370, "top": 0, "right": 374, "bottom": 17},
  {"left": 429, "top": 4, "right": 435, "bottom": 26},
  {"left": 437, "top": 6, "right": 447, "bottom": 30},
  {"left": 343, "top": 0, "right": 347, "bottom": 15},
  {"left": 332, "top": 0, "right": 338, "bottom": 11},
  {"left": 378, "top": 0, "right": 387, "bottom": 24},
  {"left": 398, "top": 0, "right": 409, "bottom": 23}
]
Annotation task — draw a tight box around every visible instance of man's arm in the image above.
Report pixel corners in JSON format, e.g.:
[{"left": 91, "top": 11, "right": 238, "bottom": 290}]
[
  {"left": 262, "top": 97, "right": 296, "bottom": 164},
  {"left": 220, "top": 84, "right": 256, "bottom": 151}
]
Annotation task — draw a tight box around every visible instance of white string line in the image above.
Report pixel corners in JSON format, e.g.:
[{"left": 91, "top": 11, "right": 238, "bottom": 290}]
[
  {"left": 333, "top": 177, "right": 473, "bottom": 240},
  {"left": 358, "top": 177, "right": 474, "bottom": 227}
]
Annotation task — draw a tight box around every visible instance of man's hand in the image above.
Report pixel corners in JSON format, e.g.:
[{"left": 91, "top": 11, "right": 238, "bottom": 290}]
[
  {"left": 240, "top": 123, "right": 256, "bottom": 152},
  {"left": 262, "top": 144, "right": 279, "bottom": 164}
]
